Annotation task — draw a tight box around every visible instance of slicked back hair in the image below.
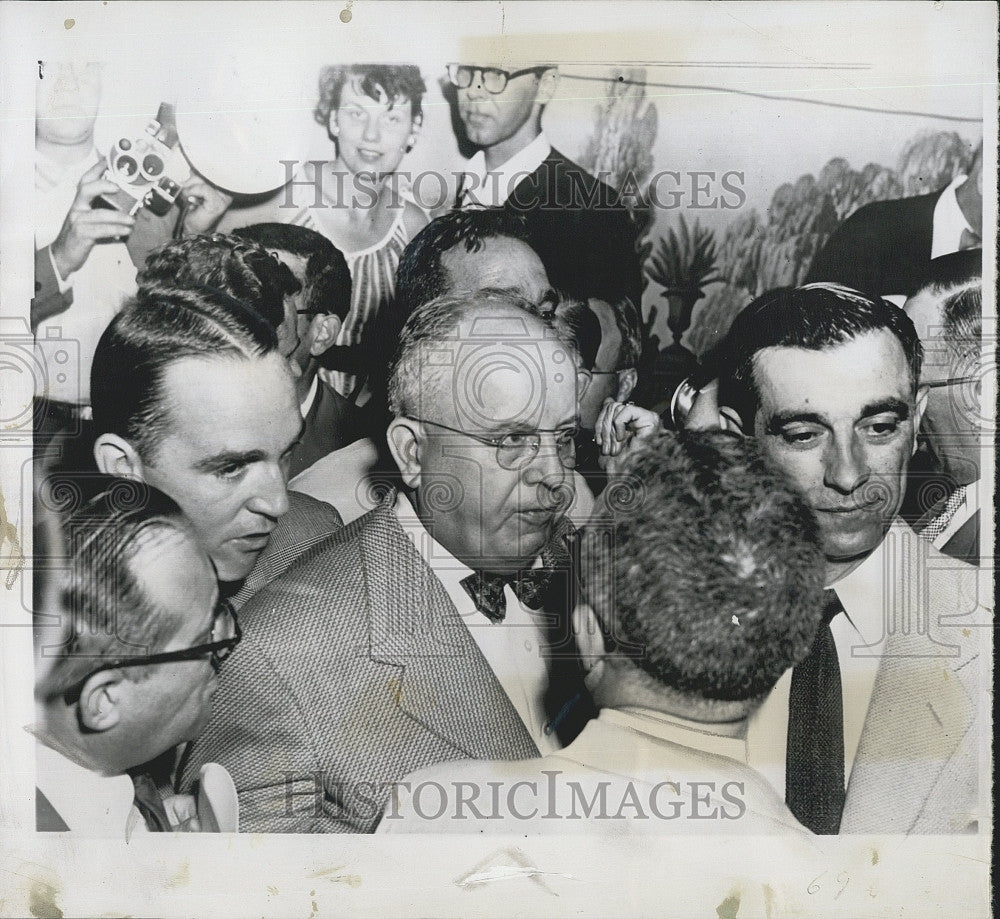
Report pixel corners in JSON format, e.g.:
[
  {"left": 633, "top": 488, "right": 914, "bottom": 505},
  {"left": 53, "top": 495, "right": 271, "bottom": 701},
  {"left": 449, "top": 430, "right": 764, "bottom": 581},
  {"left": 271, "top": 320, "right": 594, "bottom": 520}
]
[
  {"left": 36, "top": 475, "right": 195, "bottom": 700},
  {"left": 394, "top": 208, "right": 535, "bottom": 320},
  {"left": 232, "top": 223, "right": 352, "bottom": 321},
  {"left": 584, "top": 429, "right": 826, "bottom": 702},
  {"left": 138, "top": 233, "right": 300, "bottom": 332},
  {"left": 91, "top": 284, "right": 279, "bottom": 462},
  {"left": 718, "top": 283, "right": 924, "bottom": 428}
]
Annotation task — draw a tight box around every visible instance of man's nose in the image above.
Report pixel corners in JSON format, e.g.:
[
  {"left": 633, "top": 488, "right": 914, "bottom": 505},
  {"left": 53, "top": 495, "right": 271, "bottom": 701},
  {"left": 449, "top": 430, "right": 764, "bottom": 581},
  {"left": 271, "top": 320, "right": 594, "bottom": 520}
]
[
  {"left": 823, "top": 434, "right": 870, "bottom": 495},
  {"left": 464, "top": 70, "right": 488, "bottom": 100},
  {"left": 246, "top": 465, "right": 290, "bottom": 520},
  {"left": 523, "top": 435, "right": 569, "bottom": 490}
]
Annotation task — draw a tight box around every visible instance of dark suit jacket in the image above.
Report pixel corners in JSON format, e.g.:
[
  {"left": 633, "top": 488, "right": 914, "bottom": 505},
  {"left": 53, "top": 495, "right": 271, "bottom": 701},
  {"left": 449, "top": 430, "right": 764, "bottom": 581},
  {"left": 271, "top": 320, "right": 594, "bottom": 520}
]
[
  {"left": 180, "top": 498, "right": 587, "bottom": 832},
  {"left": 805, "top": 189, "right": 942, "bottom": 298},
  {"left": 504, "top": 148, "right": 642, "bottom": 307},
  {"left": 287, "top": 381, "right": 365, "bottom": 481}
]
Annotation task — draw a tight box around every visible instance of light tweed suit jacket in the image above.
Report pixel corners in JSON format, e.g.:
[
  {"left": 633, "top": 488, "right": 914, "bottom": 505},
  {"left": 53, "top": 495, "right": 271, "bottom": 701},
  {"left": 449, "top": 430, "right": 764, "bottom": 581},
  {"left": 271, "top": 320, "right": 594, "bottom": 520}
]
[
  {"left": 839, "top": 532, "right": 989, "bottom": 834},
  {"left": 180, "top": 498, "right": 546, "bottom": 833},
  {"left": 229, "top": 490, "right": 343, "bottom": 610}
]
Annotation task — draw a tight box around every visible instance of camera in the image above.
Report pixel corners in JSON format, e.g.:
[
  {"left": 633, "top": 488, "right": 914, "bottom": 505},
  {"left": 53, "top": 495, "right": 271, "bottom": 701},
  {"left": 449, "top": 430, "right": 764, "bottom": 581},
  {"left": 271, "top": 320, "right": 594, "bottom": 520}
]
[{"left": 97, "top": 111, "right": 190, "bottom": 217}]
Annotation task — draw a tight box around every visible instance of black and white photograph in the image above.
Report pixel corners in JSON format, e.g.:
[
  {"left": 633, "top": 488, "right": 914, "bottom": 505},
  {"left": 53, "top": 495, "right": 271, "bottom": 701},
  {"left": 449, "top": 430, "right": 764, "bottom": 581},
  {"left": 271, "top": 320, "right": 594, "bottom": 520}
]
[{"left": 0, "top": 2, "right": 995, "bottom": 916}]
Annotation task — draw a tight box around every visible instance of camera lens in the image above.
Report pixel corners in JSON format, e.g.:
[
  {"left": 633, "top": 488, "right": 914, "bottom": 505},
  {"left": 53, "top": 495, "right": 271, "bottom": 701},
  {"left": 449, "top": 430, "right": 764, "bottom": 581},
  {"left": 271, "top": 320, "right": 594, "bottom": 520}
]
[
  {"left": 141, "top": 154, "right": 164, "bottom": 179},
  {"left": 114, "top": 155, "right": 139, "bottom": 180}
]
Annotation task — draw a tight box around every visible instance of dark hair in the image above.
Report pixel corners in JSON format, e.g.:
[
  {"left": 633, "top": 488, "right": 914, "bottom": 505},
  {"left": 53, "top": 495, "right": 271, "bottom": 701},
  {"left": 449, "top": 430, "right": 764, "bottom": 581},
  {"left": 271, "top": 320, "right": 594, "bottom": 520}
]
[
  {"left": 718, "top": 283, "right": 924, "bottom": 426},
  {"left": 35, "top": 475, "right": 194, "bottom": 700},
  {"left": 553, "top": 300, "right": 601, "bottom": 370},
  {"left": 91, "top": 285, "right": 278, "bottom": 461},
  {"left": 585, "top": 429, "right": 826, "bottom": 702},
  {"left": 610, "top": 297, "right": 642, "bottom": 370},
  {"left": 232, "top": 223, "right": 353, "bottom": 321},
  {"left": 138, "top": 234, "right": 300, "bottom": 332},
  {"left": 942, "top": 283, "right": 982, "bottom": 365},
  {"left": 394, "top": 208, "right": 535, "bottom": 319},
  {"left": 314, "top": 64, "right": 426, "bottom": 137}
]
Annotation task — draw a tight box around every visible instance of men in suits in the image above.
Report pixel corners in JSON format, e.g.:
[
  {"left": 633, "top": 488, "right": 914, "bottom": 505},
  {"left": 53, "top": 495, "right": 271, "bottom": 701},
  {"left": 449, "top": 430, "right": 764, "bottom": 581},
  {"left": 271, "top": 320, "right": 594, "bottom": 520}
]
[
  {"left": 233, "top": 223, "right": 363, "bottom": 479},
  {"left": 716, "top": 282, "right": 986, "bottom": 833},
  {"left": 90, "top": 284, "right": 342, "bottom": 609},
  {"left": 179, "top": 290, "right": 592, "bottom": 832},
  {"left": 383, "top": 428, "right": 827, "bottom": 836},
  {"left": 806, "top": 142, "right": 983, "bottom": 302},
  {"left": 904, "top": 250, "right": 983, "bottom": 565},
  {"left": 448, "top": 62, "right": 641, "bottom": 306},
  {"left": 33, "top": 477, "right": 241, "bottom": 835}
]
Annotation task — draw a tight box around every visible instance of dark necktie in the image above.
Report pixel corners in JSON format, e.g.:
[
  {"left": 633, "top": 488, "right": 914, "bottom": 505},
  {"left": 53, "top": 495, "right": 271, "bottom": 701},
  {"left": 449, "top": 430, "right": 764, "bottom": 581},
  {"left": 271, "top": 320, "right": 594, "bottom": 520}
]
[
  {"left": 460, "top": 568, "right": 553, "bottom": 623},
  {"left": 131, "top": 772, "right": 170, "bottom": 832},
  {"left": 785, "top": 589, "right": 846, "bottom": 835}
]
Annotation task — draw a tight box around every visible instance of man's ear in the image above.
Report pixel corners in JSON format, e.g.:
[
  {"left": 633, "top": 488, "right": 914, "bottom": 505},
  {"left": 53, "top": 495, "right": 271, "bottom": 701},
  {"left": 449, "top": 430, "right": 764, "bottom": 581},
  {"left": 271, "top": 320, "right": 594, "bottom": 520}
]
[
  {"left": 913, "top": 385, "right": 929, "bottom": 454},
  {"left": 93, "top": 433, "right": 145, "bottom": 479},
  {"left": 309, "top": 313, "right": 342, "bottom": 358},
  {"left": 616, "top": 368, "right": 638, "bottom": 403},
  {"left": 535, "top": 67, "right": 559, "bottom": 107},
  {"left": 386, "top": 417, "right": 423, "bottom": 489},
  {"left": 78, "top": 670, "right": 124, "bottom": 732}
]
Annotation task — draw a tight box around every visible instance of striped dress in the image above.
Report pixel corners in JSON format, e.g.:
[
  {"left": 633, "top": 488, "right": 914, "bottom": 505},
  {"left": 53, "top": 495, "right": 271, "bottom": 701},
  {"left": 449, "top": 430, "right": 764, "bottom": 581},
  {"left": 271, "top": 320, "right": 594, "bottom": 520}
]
[{"left": 290, "top": 203, "right": 413, "bottom": 398}]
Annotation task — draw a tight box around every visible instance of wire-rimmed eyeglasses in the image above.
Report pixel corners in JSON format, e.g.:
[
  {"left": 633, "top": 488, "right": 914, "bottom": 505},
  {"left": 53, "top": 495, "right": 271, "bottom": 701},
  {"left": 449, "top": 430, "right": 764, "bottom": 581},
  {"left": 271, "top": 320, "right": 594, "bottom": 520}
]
[{"left": 407, "top": 416, "right": 579, "bottom": 470}]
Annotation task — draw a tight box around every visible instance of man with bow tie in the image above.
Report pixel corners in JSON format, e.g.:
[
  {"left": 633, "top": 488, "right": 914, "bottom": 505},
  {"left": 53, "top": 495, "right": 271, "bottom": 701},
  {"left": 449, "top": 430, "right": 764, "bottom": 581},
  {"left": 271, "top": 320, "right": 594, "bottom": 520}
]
[{"left": 178, "top": 289, "right": 595, "bottom": 832}]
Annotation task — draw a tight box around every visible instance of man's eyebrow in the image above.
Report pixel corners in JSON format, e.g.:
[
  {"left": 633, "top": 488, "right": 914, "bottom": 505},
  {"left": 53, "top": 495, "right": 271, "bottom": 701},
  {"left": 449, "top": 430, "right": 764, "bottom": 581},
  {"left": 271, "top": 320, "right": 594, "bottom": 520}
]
[
  {"left": 764, "top": 410, "right": 827, "bottom": 434},
  {"left": 859, "top": 398, "right": 911, "bottom": 420},
  {"left": 193, "top": 450, "right": 265, "bottom": 474}
]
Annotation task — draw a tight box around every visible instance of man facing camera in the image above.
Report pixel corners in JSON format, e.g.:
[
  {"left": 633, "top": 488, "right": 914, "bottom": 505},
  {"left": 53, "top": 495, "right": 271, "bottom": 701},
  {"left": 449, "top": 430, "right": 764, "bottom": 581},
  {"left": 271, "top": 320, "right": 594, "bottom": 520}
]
[
  {"left": 383, "top": 429, "right": 826, "bottom": 836},
  {"left": 448, "top": 63, "right": 641, "bottom": 306},
  {"left": 178, "top": 290, "right": 593, "bottom": 832},
  {"left": 716, "top": 283, "right": 987, "bottom": 834},
  {"left": 90, "top": 284, "right": 342, "bottom": 609},
  {"left": 33, "top": 477, "right": 241, "bottom": 835}
]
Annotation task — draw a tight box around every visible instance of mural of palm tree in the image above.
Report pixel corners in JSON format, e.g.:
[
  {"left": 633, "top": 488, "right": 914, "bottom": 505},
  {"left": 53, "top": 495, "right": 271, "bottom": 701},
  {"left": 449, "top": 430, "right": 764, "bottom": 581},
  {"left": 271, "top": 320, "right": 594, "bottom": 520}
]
[{"left": 642, "top": 216, "right": 721, "bottom": 411}]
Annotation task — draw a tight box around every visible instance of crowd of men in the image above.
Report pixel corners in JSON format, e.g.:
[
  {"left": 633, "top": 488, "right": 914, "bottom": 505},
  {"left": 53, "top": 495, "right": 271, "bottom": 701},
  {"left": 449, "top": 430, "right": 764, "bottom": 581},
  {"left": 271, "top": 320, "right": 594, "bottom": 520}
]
[{"left": 31, "top": 59, "right": 987, "bottom": 839}]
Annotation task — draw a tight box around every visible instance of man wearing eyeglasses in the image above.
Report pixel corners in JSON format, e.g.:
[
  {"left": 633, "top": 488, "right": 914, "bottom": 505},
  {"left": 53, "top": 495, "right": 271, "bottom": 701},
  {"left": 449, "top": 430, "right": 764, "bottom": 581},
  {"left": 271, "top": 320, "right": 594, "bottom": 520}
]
[
  {"left": 713, "top": 283, "right": 986, "bottom": 835},
  {"left": 178, "top": 290, "right": 595, "bottom": 832},
  {"left": 33, "top": 477, "right": 242, "bottom": 835},
  {"left": 448, "top": 62, "right": 642, "bottom": 307},
  {"left": 903, "top": 249, "right": 984, "bottom": 565}
]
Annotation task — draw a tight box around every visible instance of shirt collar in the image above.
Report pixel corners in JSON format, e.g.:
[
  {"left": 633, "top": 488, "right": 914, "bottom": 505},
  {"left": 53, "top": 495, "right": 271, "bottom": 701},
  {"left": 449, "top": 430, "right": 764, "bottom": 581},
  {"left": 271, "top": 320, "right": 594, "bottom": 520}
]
[
  {"left": 34, "top": 736, "right": 145, "bottom": 838},
  {"left": 601, "top": 707, "right": 748, "bottom": 762},
  {"left": 825, "top": 517, "right": 913, "bottom": 646},
  {"left": 393, "top": 492, "right": 474, "bottom": 601},
  {"left": 931, "top": 174, "right": 974, "bottom": 259},
  {"left": 460, "top": 133, "right": 552, "bottom": 206},
  {"left": 299, "top": 374, "right": 319, "bottom": 419}
]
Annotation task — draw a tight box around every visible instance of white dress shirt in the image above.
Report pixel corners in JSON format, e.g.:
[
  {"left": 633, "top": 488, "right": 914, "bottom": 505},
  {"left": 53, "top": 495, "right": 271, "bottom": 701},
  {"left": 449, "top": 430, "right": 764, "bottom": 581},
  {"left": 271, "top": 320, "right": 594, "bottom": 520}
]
[
  {"left": 458, "top": 133, "right": 552, "bottom": 208},
  {"left": 393, "top": 493, "right": 561, "bottom": 755},
  {"left": 34, "top": 738, "right": 148, "bottom": 839},
  {"left": 745, "top": 520, "right": 911, "bottom": 801},
  {"left": 931, "top": 174, "right": 976, "bottom": 259}
]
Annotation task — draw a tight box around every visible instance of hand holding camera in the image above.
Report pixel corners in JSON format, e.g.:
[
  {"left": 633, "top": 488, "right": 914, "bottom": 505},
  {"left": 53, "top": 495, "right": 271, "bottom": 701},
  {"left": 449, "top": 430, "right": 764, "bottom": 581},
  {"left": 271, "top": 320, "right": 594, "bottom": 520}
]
[{"left": 50, "top": 160, "right": 137, "bottom": 279}]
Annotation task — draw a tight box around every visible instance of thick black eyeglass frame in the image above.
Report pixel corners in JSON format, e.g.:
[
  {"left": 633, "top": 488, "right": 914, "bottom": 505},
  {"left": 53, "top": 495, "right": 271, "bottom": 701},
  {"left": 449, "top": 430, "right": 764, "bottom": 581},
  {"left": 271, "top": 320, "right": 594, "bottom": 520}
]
[
  {"left": 61, "top": 599, "right": 242, "bottom": 697},
  {"left": 447, "top": 64, "right": 552, "bottom": 94}
]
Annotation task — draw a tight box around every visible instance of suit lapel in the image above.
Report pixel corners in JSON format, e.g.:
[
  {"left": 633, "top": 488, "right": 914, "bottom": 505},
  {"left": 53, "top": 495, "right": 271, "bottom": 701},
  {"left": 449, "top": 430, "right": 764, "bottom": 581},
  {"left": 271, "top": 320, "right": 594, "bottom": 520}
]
[
  {"left": 841, "top": 608, "right": 974, "bottom": 833},
  {"left": 360, "top": 503, "right": 539, "bottom": 761}
]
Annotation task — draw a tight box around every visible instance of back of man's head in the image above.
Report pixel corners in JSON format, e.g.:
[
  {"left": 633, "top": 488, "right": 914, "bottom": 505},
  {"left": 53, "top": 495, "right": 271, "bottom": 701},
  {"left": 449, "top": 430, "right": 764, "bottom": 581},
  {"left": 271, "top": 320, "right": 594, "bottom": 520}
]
[
  {"left": 584, "top": 429, "right": 826, "bottom": 702},
  {"left": 395, "top": 208, "right": 535, "bottom": 318},
  {"left": 908, "top": 249, "right": 982, "bottom": 370},
  {"left": 719, "top": 283, "right": 923, "bottom": 428},
  {"left": 232, "top": 222, "right": 352, "bottom": 321},
  {"left": 137, "top": 233, "right": 300, "bottom": 332},
  {"left": 91, "top": 284, "right": 278, "bottom": 462}
]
